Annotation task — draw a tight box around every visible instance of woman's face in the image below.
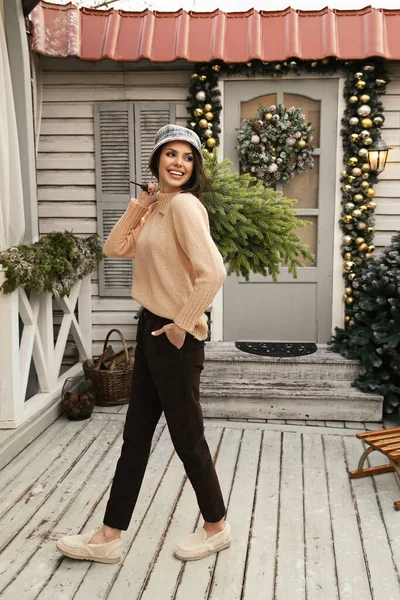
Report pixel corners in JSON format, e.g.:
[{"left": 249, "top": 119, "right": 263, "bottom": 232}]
[{"left": 157, "top": 141, "right": 194, "bottom": 192}]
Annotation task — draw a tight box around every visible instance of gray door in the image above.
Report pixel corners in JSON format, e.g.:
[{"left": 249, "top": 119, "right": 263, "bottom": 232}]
[{"left": 223, "top": 79, "right": 338, "bottom": 343}]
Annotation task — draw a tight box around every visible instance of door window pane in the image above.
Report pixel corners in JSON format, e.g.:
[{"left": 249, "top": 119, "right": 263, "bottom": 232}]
[
  {"left": 240, "top": 94, "right": 277, "bottom": 120},
  {"left": 282, "top": 155, "right": 319, "bottom": 209},
  {"left": 283, "top": 94, "right": 321, "bottom": 147},
  {"left": 294, "top": 216, "right": 317, "bottom": 266}
]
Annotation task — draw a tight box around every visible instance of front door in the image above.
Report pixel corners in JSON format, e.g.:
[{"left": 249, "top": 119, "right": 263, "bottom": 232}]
[{"left": 223, "top": 78, "right": 338, "bottom": 343}]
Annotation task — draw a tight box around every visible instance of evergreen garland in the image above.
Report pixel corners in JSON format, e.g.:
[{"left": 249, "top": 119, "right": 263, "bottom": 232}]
[
  {"left": 203, "top": 151, "right": 314, "bottom": 281},
  {"left": 0, "top": 231, "right": 104, "bottom": 299},
  {"left": 187, "top": 57, "right": 390, "bottom": 326},
  {"left": 236, "top": 103, "right": 315, "bottom": 186},
  {"left": 330, "top": 233, "right": 400, "bottom": 414}
]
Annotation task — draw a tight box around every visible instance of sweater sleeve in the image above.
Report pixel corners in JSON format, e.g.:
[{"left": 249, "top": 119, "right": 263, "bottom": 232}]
[
  {"left": 170, "top": 194, "right": 226, "bottom": 333},
  {"left": 103, "top": 199, "right": 150, "bottom": 259}
]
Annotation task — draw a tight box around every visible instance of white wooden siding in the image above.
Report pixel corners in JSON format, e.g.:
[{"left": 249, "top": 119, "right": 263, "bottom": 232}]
[
  {"left": 37, "top": 63, "right": 191, "bottom": 354},
  {"left": 375, "top": 63, "right": 400, "bottom": 250}
]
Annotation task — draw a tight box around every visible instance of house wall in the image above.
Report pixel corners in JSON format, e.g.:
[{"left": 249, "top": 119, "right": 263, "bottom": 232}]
[
  {"left": 36, "top": 58, "right": 192, "bottom": 354},
  {"left": 35, "top": 57, "right": 400, "bottom": 353}
]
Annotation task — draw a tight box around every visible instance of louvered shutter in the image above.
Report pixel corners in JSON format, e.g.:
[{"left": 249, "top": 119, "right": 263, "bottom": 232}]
[
  {"left": 95, "top": 101, "right": 176, "bottom": 297},
  {"left": 95, "top": 102, "right": 135, "bottom": 296},
  {"left": 134, "top": 102, "right": 176, "bottom": 184}
]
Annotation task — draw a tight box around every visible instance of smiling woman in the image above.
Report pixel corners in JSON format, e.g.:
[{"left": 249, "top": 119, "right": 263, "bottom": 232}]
[{"left": 56, "top": 124, "right": 231, "bottom": 564}]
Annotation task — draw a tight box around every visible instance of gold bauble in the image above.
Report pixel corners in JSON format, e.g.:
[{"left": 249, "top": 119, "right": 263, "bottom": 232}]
[
  {"left": 205, "top": 111, "right": 214, "bottom": 121},
  {"left": 265, "top": 112, "right": 273, "bottom": 121},
  {"left": 344, "top": 184, "right": 352, "bottom": 192},
  {"left": 212, "top": 64, "right": 221, "bottom": 72},
  {"left": 311, "top": 61, "right": 318, "bottom": 67},
  {"left": 373, "top": 116, "right": 384, "bottom": 126},
  {"left": 348, "top": 157, "right": 358, "bottom": 166},
  {"left": 343, "top": 235, "right": 352, "bottom": 244},
  {"left": 345, "top": 315, "right": 351, "bottom": 323},
  {"left": 362, "top": 173, "right": 370, "bottom": 180},
  {"left": 297, "top": 140, "right": 307, "bottom": 148},
  {"left": 352, "top": 209, "right": 362, "bottom": 218},
  {"left": 356, "top": 80, "right": 366, "bottom": 89},
  {"left": 351, "top": 167, "right": 362, "bottom": 177},
  {"left": 199, "top": 75, "right": 207, "bottom": 81},
  {"left": 364, "top": 137, "right": 373, "bottom": 145},
  {"left": 246, "top": 62, "right": 253, "bottom": 67},
  {"left": 190, "top": 122, "right": 196, "bottom": 128},
  {"left": 345, "top": 287, "right": 353, "bottom": 295},
  {"left": 271, "top": 156, "right": 276, "bottom": 162},
  {"left": 361, "top": 181, "right": 369, "bottom": 189},
  {"left": 361, "top": 164, "right": 370, "bottom": 173},
  {"left": 367, "top": 227, "right": 374, "bottom": 233},
  {"left": 349, "top": 134, "right": 359, "bottom": 143},
  {"left": 368, "top": 245, "right": 375, "bottom": 253},
  {"left": 199, "top": 119, "right": 208, "bottom": 128},
  {"left": 347, "top": 175, "right": 356, "bottom": 183},
  {"left": 354, "top": 194, "right": 364, "bottom": 202},
  {"left": 274, "top": 64, "right": 282, "bottom": 71},
  {"left": 340, "top": 169, "right": 348, "bottom": 178},
  {"left": 348, "top": 273, "right": 357, "bottom": 281},
  {"left": 358, "top": 243, "right": 368, "bottom": 252},
  {"left": 345, "top": 202, "right": 355, "bottom": 211},
  {"left": 206, "top": 137, "right": 216, "bottom": 148},
  {"left": 355, "top": 237, "right": 364, "bottom": 245},
  {"left": 366, "top": 201, "right": 377, "bottom": 209},
  {"left": 204, "top": 103, "right": 212, "bottom": 111},
  {"left": 194, "top": 108, "right": 203, "bottom": 117},
  {"left": 358, "top": 148, "right": 368, "bottom": 157},
  {"left": 357, "top": 222, "right": 367, "bottom": 230},
  {"left": 366, "top": 187, "right": 375, "bottom": 198},
  {"left": 343, "top": 294, "right": 348, "bottom": 301},
  {"left": 344, "top": 261, "right": 356, "bottom": 271},
  {"left": 349, "top": 96, "right": 358, "bottom": 104},
  {"left": 346, "top": 297, "right": 355, "bottom": 305},
  {"left": 359, "top": 205, "right": 368, "bottom": 212},
  {"left": 361, "top": 118, "right": 373, "bottom": 128},
  {"left": 365, "top": 253, "right": 373, "bottom": 259},
  {"left": 204, "top": 129, "right": 213, "bottom": 138},
  {"left": 343, "top": 215, "right": 353, "bottom": 223},
  {"left": 360, "top": 94, "right": 370, "bottom": 103},
  {"left": 355, "top": 72, "right": 363, "bottom": 79},
  {"left": 344, "top": 253, "right": 352, "bottom": 260}
]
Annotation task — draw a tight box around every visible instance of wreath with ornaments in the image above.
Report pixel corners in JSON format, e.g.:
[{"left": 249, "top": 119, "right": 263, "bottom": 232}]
[{"left": 236, "top": 104, "right": 315, "bottom": 186}]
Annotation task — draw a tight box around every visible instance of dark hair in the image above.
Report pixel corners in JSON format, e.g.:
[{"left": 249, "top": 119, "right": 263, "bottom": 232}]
[{"left": 149, "top": 143, "right": 212, "bottom": 202}]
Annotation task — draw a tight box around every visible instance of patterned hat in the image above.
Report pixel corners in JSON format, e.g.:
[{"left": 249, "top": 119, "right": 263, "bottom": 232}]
[{"left": 148, "top": 124, "right": 202, "bottom": 167}]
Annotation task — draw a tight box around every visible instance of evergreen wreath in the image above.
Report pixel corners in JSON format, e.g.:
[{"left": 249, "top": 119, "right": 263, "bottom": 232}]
[
  {"left": 236, "top": 103, "right": 315, "bottom": 186},
  {"left": 0, "top": 231, "right": 104, "bottom": 298}
]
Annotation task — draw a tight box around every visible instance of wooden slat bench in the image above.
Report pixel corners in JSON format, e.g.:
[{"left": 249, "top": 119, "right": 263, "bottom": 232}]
[{"left": 349, "top": 426, "right": 400, "bottom": 510}]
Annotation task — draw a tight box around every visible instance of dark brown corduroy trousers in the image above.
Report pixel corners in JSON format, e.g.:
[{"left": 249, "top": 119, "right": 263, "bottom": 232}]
[{"left": 103, "top": 308, "right": 226, "bottom": 530}]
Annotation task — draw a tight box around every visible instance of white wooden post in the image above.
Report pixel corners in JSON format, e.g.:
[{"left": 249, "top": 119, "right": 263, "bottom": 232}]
[
  {"left": 0, "top": 267, "right": 23, "bottom": 423},
  {"left": 78, "top": 274, "right": 93, "bottom": 358}
]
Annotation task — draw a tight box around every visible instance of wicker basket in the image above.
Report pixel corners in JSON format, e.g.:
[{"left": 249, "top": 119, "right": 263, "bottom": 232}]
[{"left": 84, "top": 328, "right": 133, "bottom": 406}]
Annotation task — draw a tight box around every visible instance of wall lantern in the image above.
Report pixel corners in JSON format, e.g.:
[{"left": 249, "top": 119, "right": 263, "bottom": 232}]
[{"left": 367, "top": 139, "right": 390, "bottom": 174}]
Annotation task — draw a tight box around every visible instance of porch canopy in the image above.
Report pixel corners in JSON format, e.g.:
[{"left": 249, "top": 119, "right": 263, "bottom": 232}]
[{"left": 30, "top": 3, "right": 400, "bottom": 63}]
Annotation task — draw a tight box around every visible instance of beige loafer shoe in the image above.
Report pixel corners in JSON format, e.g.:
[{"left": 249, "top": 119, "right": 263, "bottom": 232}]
[
  {"left": 174, "top": 522, "right": 231, "bottom": 561},
  {"left": 56, "top": 530, "right": 121, "bottom": 564}
]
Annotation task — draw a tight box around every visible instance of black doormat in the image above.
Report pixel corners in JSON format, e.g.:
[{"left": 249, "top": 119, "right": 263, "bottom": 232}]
[{"left": 235, "top": 341, "right": 318, "bottom": 357}]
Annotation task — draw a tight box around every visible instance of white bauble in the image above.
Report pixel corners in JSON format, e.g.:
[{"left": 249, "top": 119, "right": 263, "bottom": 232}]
[
  {"left": 286, "top": 138, "right": 296, "bottom": 146},
  {"left": 268, "top": 163, "right": 278, "bottom": 173},
  {"left": 357, "top": 104, "right": 372, "bottom": 117},
  {"left": 251, "top": 135, "right": 260, "bottom": 144},
  {"left": 195, "top": 91, "right": 206, "bottom": 102}
]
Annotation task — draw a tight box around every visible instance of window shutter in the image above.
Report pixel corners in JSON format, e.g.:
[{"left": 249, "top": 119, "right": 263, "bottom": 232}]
[
  {"left": 134, "top": 102, "right": 177, "bottom": 185},
  {"left": 95, "top": 101, "right": 176, "bottom": 297},
  {"left": 94, "top": 102, "right": 135, "bottom": 297}
]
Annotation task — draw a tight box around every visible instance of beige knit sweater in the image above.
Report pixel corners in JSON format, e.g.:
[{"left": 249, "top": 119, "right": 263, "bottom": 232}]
[{"left": 103, "top": 191, "right": 226, "bottom": 340}]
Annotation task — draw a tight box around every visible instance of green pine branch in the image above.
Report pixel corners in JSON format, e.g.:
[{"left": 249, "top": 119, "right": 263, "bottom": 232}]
[{"left": 203, "top": 150, "right": 315, "bottom": 281}]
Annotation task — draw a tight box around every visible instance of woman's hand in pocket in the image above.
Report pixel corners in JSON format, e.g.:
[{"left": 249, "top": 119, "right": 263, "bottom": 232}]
[{"left": 152, "top": 323, "right": 186, "bottom": 349}]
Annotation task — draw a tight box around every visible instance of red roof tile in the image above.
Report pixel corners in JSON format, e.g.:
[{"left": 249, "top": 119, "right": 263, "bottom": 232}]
[{"left": 30, "top": 3, "right": 400, "bottom": 63}]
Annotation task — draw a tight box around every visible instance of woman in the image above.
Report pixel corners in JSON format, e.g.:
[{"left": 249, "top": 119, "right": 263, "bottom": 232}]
[{"left": 56, "top": 124, "right": 231, "bottom": 564}]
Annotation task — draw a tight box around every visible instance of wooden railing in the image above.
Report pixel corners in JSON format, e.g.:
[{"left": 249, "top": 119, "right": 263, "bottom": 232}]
[{"left": 0, "top": 268, "right": 92, "bottom": 429}]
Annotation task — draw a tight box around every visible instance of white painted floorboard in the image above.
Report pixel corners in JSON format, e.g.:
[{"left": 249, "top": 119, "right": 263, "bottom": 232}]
[{"left": 1, "top": 414, "right": 400, "bottom": 599}]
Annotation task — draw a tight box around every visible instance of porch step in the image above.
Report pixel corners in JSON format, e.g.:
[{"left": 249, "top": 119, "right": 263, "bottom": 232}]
[
  {"left": 200, "top": 379, "right": 383, "bottom": 422},
  {"left": 204, "top": 342, "right": 359, "bottom": 382}
]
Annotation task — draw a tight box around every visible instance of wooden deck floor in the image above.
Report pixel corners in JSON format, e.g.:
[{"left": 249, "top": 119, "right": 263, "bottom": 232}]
[{"left": 1, "top": 409, "right": 400, "bottom": 600}]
